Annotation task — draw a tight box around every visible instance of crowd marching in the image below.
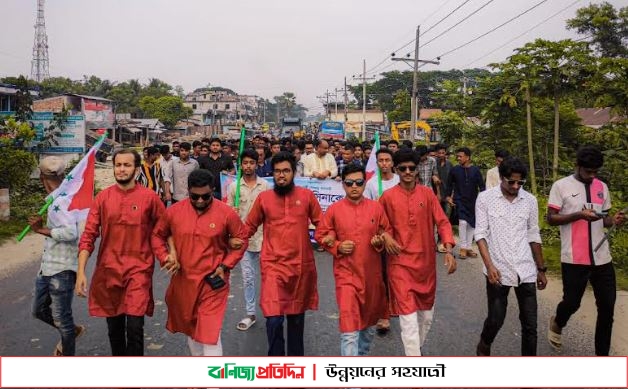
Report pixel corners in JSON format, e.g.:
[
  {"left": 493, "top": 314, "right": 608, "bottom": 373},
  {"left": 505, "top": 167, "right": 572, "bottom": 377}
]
[{"left": 29, "top": 133, "right": 624, "bottom": 360}]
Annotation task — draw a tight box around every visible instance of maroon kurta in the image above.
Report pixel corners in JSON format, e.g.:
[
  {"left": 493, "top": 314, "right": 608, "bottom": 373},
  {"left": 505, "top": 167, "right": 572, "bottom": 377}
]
[
  {"left": 79, "top": 185, "right": 165, "bottom": 317},
  {"left": 315, "top": 198, "right": 391, "bottom": 332},
  {"left": 151, "top": 199, "right": 247, "bottom": 345},
  {"left": 244, "top": 186, "right": 322, "bottom": 317},
  {"left": 379, "top": 184, "right": 455, "bottom": 315}
]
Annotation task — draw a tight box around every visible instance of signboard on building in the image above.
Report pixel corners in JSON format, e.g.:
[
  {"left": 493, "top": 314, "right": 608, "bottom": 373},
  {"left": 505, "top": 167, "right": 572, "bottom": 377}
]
[
  {"left": 83, "top": 99, "right": 114, "bottom": 130},
  {"left": 30, "top": 112, "right": 86, "bottom": 153}
]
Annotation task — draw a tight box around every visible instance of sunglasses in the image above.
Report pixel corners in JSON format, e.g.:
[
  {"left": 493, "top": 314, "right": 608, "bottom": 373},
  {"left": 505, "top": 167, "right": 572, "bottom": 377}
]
[
  {"left": 397, "top": 165, "right": 417, "bottom": 172},
  {"left": 343, "top": 179, "right": 365, "bottom": 187},
  {"left": 189, "top": 193, "right": 212, "bottom": 201},
  {"left": 504, "top": 178, "right": 526, "bottom": 186}
]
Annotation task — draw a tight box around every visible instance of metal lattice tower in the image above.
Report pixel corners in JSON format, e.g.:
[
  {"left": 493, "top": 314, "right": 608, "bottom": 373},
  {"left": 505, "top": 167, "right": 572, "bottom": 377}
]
[{"left": 31, "top": 0, "right": 50, "bottom": 82}]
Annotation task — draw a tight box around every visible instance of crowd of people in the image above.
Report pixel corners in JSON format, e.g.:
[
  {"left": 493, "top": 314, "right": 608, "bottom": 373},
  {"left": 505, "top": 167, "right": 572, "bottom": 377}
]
[{"left": 29, "top": 133, "right": 625, "bottom": 360}]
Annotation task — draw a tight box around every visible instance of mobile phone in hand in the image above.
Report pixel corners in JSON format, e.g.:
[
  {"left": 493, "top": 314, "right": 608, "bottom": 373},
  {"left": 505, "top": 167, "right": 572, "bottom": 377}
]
[{"left": 204, "top": 274, "right": 226, "bottom": 290}]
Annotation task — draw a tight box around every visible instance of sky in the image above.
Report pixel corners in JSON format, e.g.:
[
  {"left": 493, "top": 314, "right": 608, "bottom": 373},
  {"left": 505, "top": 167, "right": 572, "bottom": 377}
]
[{"left": 1, "top": 0, "right": 623, "bottom": 114}]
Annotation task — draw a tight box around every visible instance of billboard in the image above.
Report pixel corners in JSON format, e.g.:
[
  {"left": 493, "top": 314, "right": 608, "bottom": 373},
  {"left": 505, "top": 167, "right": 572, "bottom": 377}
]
[
  {"left": 29, "top": 112, "right": 86, "bottom": 153},
  {"left": 319, "top": 121, "right": 344, "bottom": 139}
]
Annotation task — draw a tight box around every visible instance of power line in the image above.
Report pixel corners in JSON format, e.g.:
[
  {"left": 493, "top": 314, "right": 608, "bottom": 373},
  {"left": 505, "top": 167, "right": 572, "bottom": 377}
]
[
  {"left": 420, "top": 0, "right": 474, "bottom": 37},
  {"left": 463, "top": 0, "right": 583, "bottom": 68},
  {"left": 434, "top": 0, "right": 551, "bottom": 60},
  {"left": 420, "top": 0, "right": 497, "bottom": 49}
]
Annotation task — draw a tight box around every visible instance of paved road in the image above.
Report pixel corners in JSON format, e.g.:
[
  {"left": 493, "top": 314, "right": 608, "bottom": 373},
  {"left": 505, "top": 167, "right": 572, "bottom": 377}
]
[{"left": 0, "top": 246, "right": 595, "bottom": 359}]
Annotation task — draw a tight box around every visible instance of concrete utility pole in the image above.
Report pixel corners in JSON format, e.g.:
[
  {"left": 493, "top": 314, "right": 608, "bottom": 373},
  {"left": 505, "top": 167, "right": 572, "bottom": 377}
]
[
  {"left": 316, "top": 90, "right": 333, "bottom": 120},
  {"left": 334, "top": 88, "right": 338, "bottom": 119},
  {"left": 352, "top": 60, "right": 375, "bottom": 140},
  {"left": 391, "top": 25, "right": 440, "bottom": 141},
  {"left": 344, "top": 77, "right": 348, "bottom": 122}
]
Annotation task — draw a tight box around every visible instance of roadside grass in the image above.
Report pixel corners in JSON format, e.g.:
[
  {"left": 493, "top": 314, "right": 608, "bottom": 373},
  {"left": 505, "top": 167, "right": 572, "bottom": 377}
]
[{"left": 0, "top": 180, "right": 46, "bottom": 245}]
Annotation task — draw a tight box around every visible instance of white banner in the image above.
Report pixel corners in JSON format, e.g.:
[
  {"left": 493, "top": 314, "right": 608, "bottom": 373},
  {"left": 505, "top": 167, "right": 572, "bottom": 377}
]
[{"left": 1, "top": 356, "right": 626, "bottom": 388}]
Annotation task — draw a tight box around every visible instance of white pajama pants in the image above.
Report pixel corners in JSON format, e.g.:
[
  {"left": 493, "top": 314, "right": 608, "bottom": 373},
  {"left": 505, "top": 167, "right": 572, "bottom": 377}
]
[
  {"left": 187, "top": 335, "right": 222, "bottom": 356},
  {"left": 399, "top": 308, "right": 434, "bottom": 356},
  {"left": 458, "top": 220, "right": 475, "bottom": 250}
]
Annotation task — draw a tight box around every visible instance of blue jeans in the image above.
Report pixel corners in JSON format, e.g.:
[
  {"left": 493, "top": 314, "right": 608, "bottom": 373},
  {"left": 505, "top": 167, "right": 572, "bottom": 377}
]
[
  {"left": 266, "top": 313, "right": 305, "bottom": 356},
  {"left": 32, "top": 270, "right": 77, "bottom": 356},
  {"left": 340, "top": 326, "right": 376, "bottom": 356},
  {"left": 241, "top": 251, "right": 259, "bottom": 316}
]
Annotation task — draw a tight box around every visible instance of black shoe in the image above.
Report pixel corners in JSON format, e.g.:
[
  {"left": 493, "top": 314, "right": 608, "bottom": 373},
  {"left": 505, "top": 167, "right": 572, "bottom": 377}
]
[{"left": 476, "top": 339, "right": 490, "bottom": 356}]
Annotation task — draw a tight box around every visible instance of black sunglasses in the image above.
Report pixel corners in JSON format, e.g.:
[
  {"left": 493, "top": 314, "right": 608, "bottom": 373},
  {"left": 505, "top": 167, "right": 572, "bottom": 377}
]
[
  {"left": 343, "top": 179, "right": 365, "bottom": 187},
  {"left": 189, "top": 193, "right": 212, "bottom": 201},
  {"left": 504, "top": 178, "right": 526, "bottom": 186},
  {"left": 397, "top": 165, "right": 417, "bottom": 172}
]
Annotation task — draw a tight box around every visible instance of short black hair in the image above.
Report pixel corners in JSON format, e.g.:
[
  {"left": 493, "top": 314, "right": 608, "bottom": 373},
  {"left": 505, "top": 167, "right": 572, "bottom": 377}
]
[
  {"left": 388, "top": 140, "right": 399, "bottom": 146},
  {"left": 210, "top": 138, "right": 222, "bottom": 146},
  {"left": 435, "top": 143, "right": 448, "bottom": 152},
  {"left": 179, "top": 142, "right": 192, "bottom": 151},
  {"left": 415, "top": 145, "right": 429, "bottom": 157},
  {"left": 498, "top": 157, "right": 528, "bottom": 179},
  {"left": 188, "top": 169, "right": 215, "bottom": 189},
  {"left": 271, "top": 151, "right": 296, "bottom": 171},
  {"left": 172, "top": 141, "right": 180, "bottom": 146},
  {"left": 159, "top": 145, "right": 170, "bottom": 155},
  {"left": 456, "top": 147, "right": 472, "bottom": 157},
  {"left": 393, "top": 149, "right": 420, "bottom": 166},
  {"left": 112, "top": 148, "right": 141, "bottom": 168},
  {"left": 341, "top": 163, "right": 365, "bottom": 180},
  {"left": 146, "top": 146, "right": 160, "bottom": 157},
  {"left": 375, "top": 148, "right": 394, "bottom": 161},
  {"left": 343, "top": 144, "right": 354, "bottom": 152},
  {"left": 402, "top": 140, "right": 413, "bottom": 148},
  {"left": 240, "top": 149, "right": 258, "bottom": 163},
  {"left": 495, "top": 149, "right": 510, "bottom": 159},
  {"left": 192, "top": 140, "right": 202, "bottom": 147},
  {"left": 576, "top": 145, "right": 604, "bottom": 169}
]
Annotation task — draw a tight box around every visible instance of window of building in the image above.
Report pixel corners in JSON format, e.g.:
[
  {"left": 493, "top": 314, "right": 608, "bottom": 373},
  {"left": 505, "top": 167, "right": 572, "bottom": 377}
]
[
  {"left": 225, "top": 104, "right": 230, "bottom": 109},
  {"left": 213, "top": 104, "right": 218, "bottom": 109},
  {"left": 192, "top": 104, "right": 197, "bottom": 109}
]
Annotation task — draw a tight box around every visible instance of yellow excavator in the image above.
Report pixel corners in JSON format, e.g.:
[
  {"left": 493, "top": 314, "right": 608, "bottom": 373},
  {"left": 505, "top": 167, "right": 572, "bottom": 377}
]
[{"left": 390, "top": 120, "right": 431, "bottom": 142}]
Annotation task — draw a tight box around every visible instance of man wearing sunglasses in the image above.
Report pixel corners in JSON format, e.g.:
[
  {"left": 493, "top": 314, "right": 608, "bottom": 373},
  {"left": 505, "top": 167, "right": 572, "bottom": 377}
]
[
  {"left": 152, "top": 169, "right": 248, "bottom": 357},
  {"left": 379, "top": 149, "right": 457, "bottom": 356},
  {"left": 237, "top": 151, "right": 323, "bottom": 356},
  {"left": 315, "top": 163, "right": 392, "bottom": 356},
  {"left": 474, "top": 157, "right": 546, "bottom": 356}
]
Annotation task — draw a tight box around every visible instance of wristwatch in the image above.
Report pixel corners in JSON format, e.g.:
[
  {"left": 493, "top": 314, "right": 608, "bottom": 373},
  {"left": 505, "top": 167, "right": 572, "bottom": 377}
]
[{"left": 537, "top": 266, "right": 547, "bottom": 273}]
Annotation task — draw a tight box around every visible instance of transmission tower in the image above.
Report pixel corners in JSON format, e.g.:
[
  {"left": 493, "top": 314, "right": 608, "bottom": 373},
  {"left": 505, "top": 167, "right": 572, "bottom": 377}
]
[{"left": 31, "top": 0, "right": 50, "bottom": 82}]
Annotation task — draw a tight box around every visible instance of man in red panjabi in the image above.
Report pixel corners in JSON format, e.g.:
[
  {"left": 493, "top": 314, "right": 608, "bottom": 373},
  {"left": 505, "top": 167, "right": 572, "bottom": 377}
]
[
  {"left": 76, "top": 149, "right": 165, "bottom": 356},
  {"left": 379, "top": 149, "right": 457, "bottom": 356},
  {"left": 152, "top": 169, "right": 247, "bottom": 356},
  {"left": 315, "top": 163, "right": 391, "bottom": 356}
]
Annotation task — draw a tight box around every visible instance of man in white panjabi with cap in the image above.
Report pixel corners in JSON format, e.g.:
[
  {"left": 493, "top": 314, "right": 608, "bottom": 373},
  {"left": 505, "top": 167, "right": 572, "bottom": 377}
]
[{"left": 30, "top": 156, "right": 85, "bottom": 356}]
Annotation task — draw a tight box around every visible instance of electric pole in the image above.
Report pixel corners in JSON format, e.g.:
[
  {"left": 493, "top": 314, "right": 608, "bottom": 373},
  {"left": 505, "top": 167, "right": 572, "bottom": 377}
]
[
  {"left": 391, "top": 25, "right": 440, "bottom": 141},
  {"left": 352, "top": 60, "right": 375, "bottom": 140},
  {"left": 316, "top": 90, "right": 333, "bottom": 120},
  {"left": 344, "top": 77, "right": 348, "bottom": 123}
]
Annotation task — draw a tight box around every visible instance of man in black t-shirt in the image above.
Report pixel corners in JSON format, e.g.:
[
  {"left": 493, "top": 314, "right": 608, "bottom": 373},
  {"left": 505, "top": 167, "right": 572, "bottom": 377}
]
[{"left": 197, "top": 138, "right": 235, "bottom": 199}]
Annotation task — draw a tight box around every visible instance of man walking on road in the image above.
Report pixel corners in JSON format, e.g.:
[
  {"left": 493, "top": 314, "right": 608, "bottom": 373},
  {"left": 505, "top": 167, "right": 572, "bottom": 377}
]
[
  {"left": 379, "top": 149, "right": 457, "bottom": 356},
  {"left": 474, "top": 157, "right": 547, "bottom": 356},
  {"left": 227, "top": 149, "right": 269, "bottom": 331},
  {"left": 30, "top": 156, "right": 85, "bottom": 356},
  {"left": 303, "top": 139, "right": 338, "bottom": 180},
  {"left": 446, "top": 147, "right": 485, "bottom": 259},
  {"left": 547, "top": 146, "right": 625, "bottom": 355},
  {"left": 315, "top": 163, "right": 391, "bottom": 356},
  {"left": 76, "top": 149, "right": 165, "bottom": 356},
  {"left": 233, "top": 151, "right": 322, "bottom": 356},
  {"left": 163, "top": 142, "right": 199, "bottom": 204},
  {"left": 152, "top": 169, "right": 247, "bottom": 356}
]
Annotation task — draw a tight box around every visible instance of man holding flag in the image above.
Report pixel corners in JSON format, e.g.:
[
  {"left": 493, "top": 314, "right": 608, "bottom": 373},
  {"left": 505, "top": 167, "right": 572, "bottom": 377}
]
[
  {"left": 76, "top": 149, "right": 166, "bottom": 356},
  {"left": 30, "top": 156, "right": 87, "bottom": 356}
]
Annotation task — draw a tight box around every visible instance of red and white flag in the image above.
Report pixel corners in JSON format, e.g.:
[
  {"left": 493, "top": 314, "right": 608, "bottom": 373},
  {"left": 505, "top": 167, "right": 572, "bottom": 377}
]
[{"left": 365, "top": 132, "right": 380, "bottom": 181}]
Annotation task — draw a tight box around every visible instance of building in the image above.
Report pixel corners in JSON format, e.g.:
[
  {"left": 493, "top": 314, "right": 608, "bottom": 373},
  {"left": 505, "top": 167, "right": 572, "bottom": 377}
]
[
  {"left": 184, "top": 89, "right": 260, "bottom": 125},
  {"left": 576, "top": 108, "right": 625, "bottom": 129},
  {"left": 32, "top": 93, "right": 114, "bottom": 131},
  {"left": 0, "top": 83, "right": 40, "bottom": 114}
]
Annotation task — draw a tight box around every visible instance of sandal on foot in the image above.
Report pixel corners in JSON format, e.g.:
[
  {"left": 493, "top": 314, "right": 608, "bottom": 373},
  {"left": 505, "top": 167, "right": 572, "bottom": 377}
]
[
  {"left": 376, "top": 318, "right": 390, "bottom": 335},
  {"left": 54, "top": 324, "right": 86, "bottom": 356},
  {"left": 236, "top": 317, "right": 256, "bottom": 331},
  {"left": 548, "top": 316, "right": 562, "bottom": 350}
]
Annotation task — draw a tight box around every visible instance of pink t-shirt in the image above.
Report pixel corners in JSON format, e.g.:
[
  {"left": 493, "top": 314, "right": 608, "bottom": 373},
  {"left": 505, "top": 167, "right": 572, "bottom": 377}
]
[{"left": 548, "top": 175, "right": 611, "bottom": 266}]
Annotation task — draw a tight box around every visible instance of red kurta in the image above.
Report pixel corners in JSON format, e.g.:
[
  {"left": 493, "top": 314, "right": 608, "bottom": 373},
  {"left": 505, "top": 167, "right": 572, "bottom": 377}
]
[
  {"left": 79, "top": 184, "right": 165, "bottom": 317},
  {"left": 244, "top": 186, "right": 322, "bottom": 317},
  {"left": 315, "top": 198, "right": 391, "bottom": 332},
  {"left": 151, "top": 199, "right": 247, "bottom": 345},
  {"left": 379, "top": 184, "right": 455, "bottom": 315}
]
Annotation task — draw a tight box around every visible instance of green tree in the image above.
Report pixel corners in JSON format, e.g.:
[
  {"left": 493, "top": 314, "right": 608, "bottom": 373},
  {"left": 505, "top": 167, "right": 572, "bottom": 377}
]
[
  {"left": 387, "top": 90, "right": 411, "bottom": 122},
  {"left": 138, "top": 95, "right": 192, "bottom": 128},
  {"left": 274, "top": 92, "right": 297, "bottom": 118},
  {"left": 587, "top": 57, "right": 628, "bottom": 116},
  {"left": 567, "top": 2, "right": 628, "bottom": 58},
  {"left": 13, "top": 75, "right": 33, "bottom": 122},
  {"left": 140, "top": 78, "right": 173, "bottom": 98}
]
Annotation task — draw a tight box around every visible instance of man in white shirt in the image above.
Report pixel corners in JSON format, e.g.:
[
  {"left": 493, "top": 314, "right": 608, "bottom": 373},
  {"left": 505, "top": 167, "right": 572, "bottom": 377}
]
[
  {"left": 364, "top": 148, "right": 399, "bottom": 200},
  {"left": 159, "top": 144, "right": 178, "bottom": 205},
  {"left": 303, "top": 139, "right": 338, "bottom": 179},
  {"left": 474, "top": 156, "right": 546, "bottom": 356},
  {"left": 485, "top": 149, "right": 509, "bottom": 189}
]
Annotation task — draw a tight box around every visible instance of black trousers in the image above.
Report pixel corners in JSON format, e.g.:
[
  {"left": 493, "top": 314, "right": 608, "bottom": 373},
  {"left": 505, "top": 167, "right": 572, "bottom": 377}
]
[
  {"left": 106, "top": 314, "right": 144, "bottom": 356},
  {"left": 266, "top": 313, "right": 305, "bottom": 356},
  {"left": 480, "top": 278, "right": 538, "bottom": 356},
  {"left": 555, "top": 262, "right": 616, "bottom": 356}
]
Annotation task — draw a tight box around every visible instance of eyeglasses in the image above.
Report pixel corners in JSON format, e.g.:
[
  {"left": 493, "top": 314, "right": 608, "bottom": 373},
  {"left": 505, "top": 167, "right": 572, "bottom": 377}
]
[
  {"left": 504, "top": 178, "right": 526, "bottom": 186},
  {"left": 273, "top": 168, "right": 292, "bottom": 176},
  {"left": 189, "top": 193, "right": 212, "bottom": 201},
  {"left": 397, "top": 165, "right": 417, "bottom": 172},
  {"left": 343, "top": 179, "right": 365, "bottom": 187}
]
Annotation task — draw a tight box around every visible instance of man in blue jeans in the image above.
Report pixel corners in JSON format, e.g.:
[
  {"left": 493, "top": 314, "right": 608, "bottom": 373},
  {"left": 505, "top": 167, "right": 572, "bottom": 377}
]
[
  {"left": 30, "top": 156, "right": 85, "bottom": 356},
  {"left": 227, "top": 149, "right": 269, "bottom": 331},
  {"left": 474, "top": 157, "right": 547, "bottom": 356}
]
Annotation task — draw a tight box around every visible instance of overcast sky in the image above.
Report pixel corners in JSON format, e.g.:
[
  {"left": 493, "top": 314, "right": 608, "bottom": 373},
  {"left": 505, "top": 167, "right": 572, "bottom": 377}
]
[{"left": 1, "top": 0, "right": 622, "bottom": 114}]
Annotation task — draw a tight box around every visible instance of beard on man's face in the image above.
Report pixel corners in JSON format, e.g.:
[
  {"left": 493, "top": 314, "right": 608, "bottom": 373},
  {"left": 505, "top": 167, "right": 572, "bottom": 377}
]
[
  {"left": 115, "top": 176, "right": 135, "bottom": 185},
  {"left": 273, "top": 179, "right": 295, "bottom": 196}
]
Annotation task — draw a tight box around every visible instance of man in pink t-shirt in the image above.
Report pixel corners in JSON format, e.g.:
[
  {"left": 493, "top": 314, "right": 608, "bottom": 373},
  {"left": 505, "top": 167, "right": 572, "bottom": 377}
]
[{"left": 547, "top": 146, "right": 625, "bottom": 355}]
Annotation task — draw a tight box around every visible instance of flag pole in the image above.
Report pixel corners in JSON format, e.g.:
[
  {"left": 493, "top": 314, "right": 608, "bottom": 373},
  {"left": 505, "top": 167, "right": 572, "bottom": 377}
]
[
  {"left": 234, "top": 127, "right": 246, "bottom": 208},
  {"left": 375, "top": 131, "right": 383, "bottom": 197},
  {"left": 16, "top": 132, "right": 108, "bottom": 242}
]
